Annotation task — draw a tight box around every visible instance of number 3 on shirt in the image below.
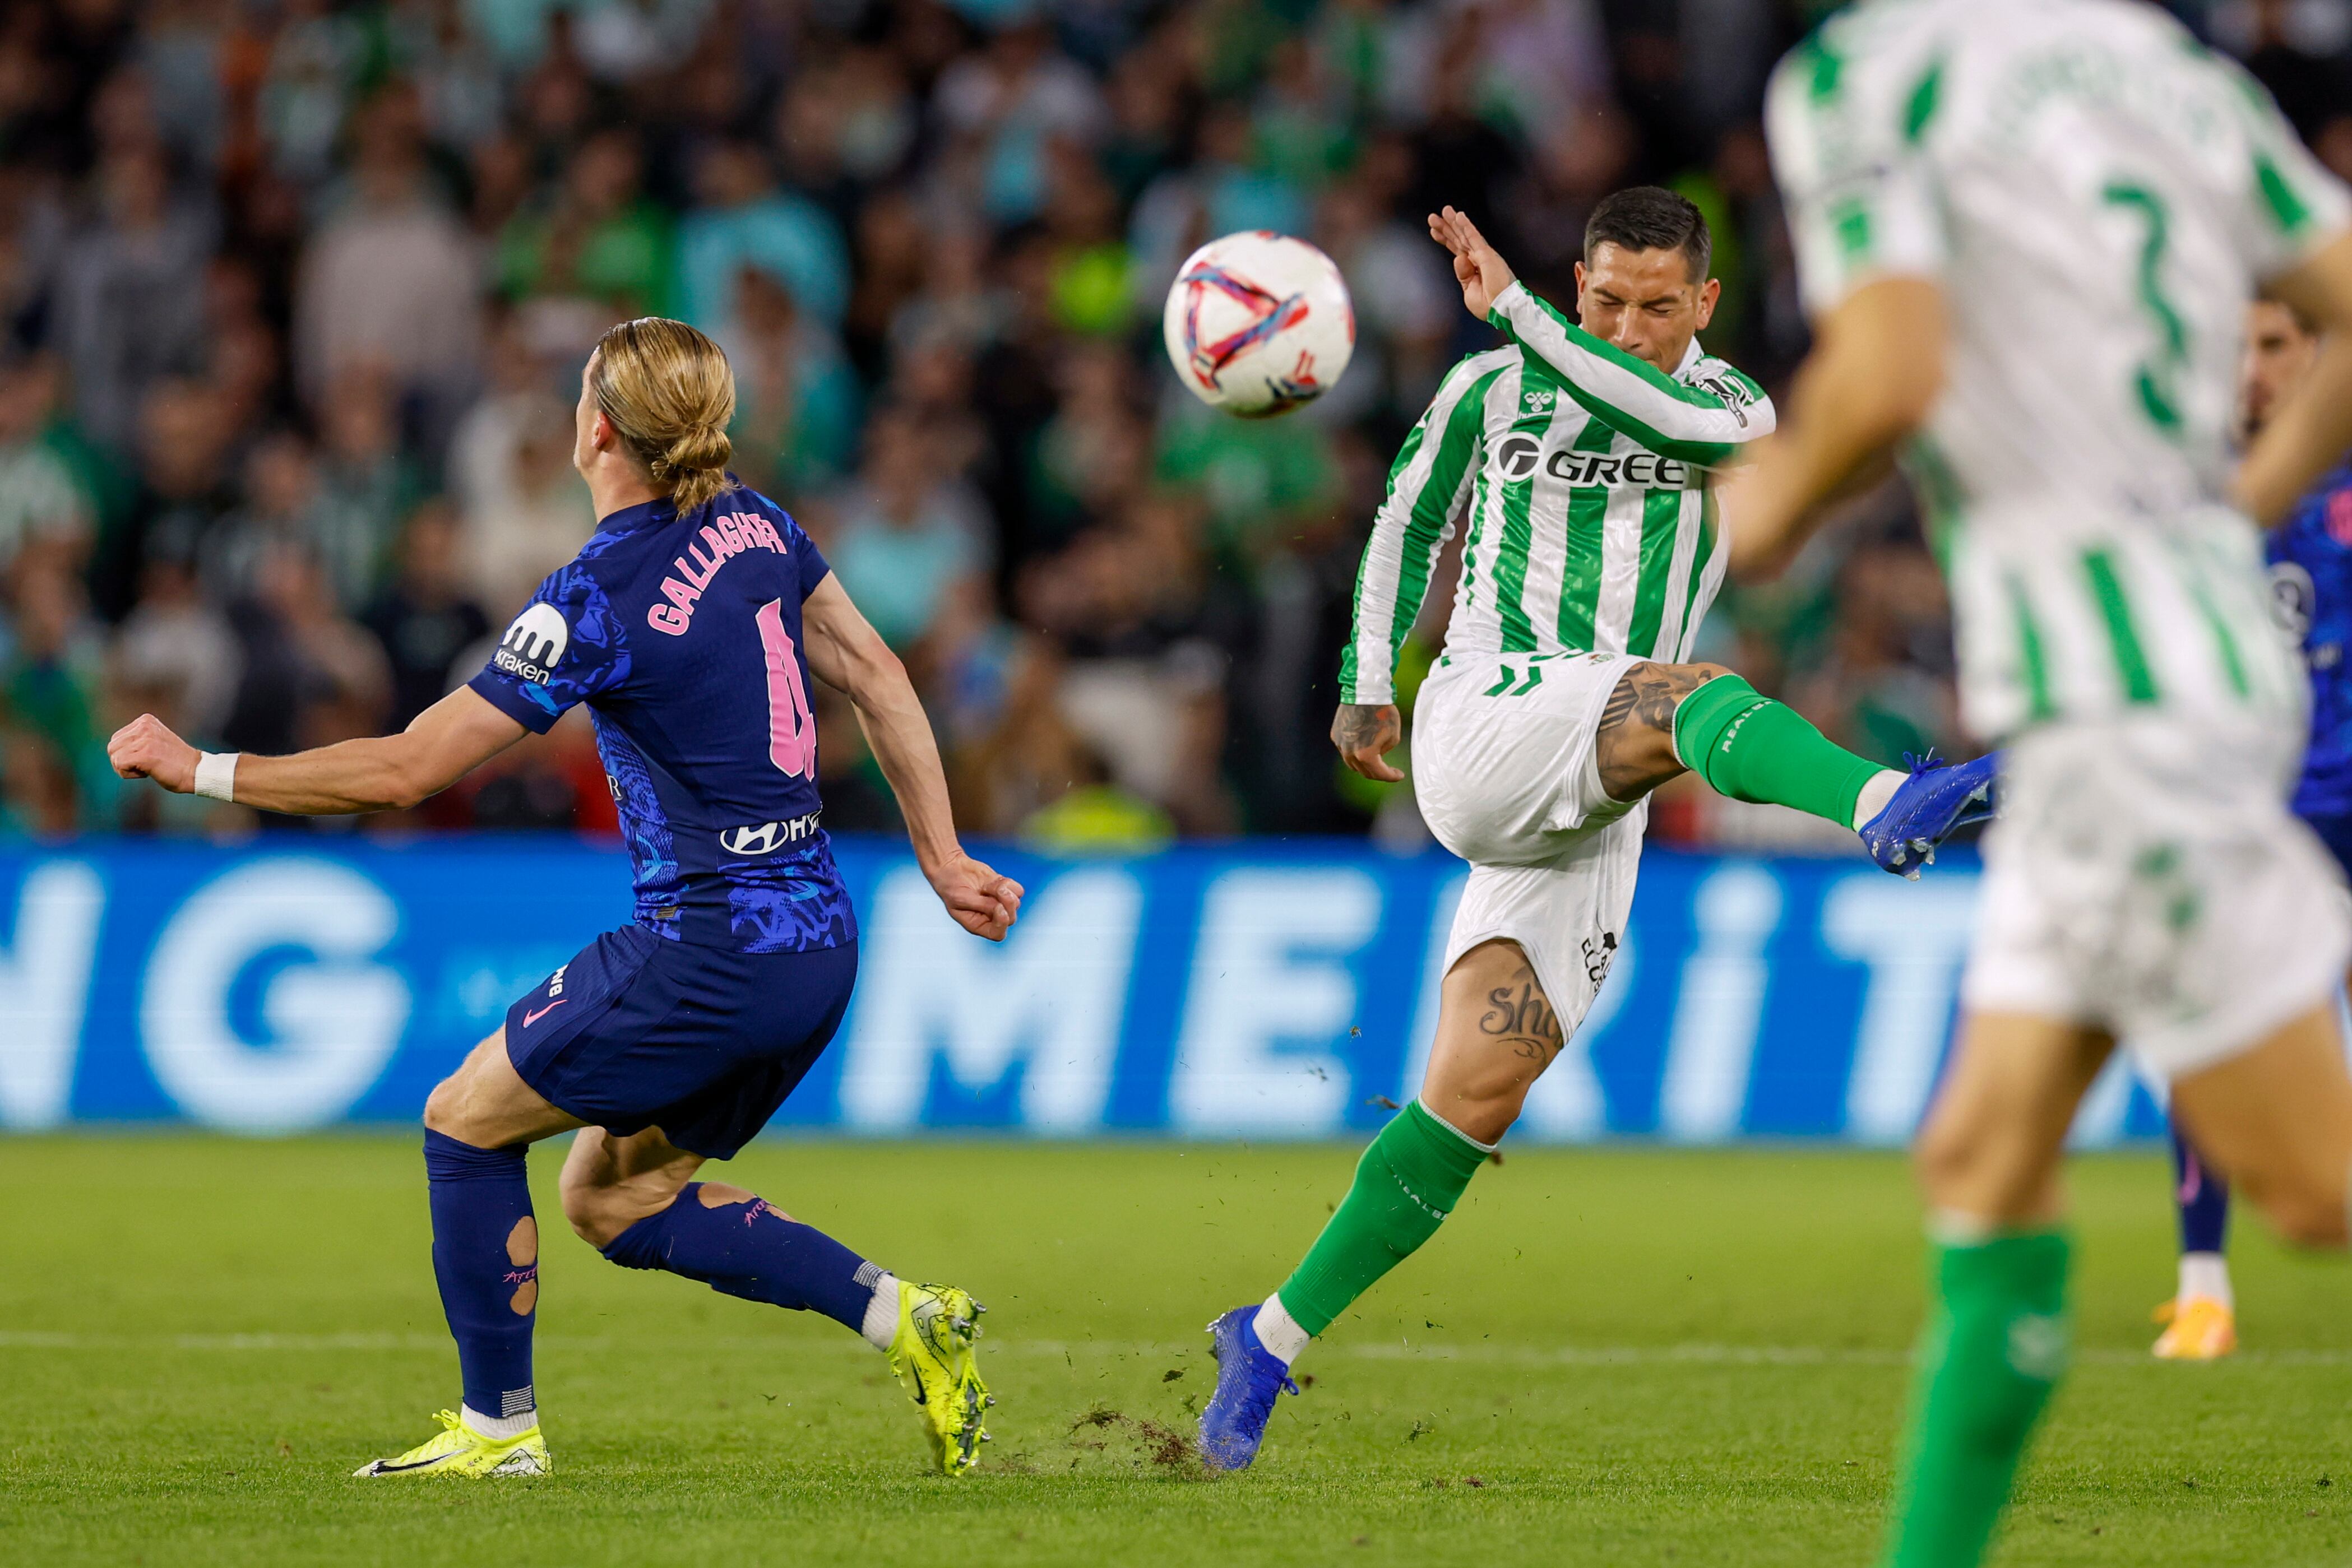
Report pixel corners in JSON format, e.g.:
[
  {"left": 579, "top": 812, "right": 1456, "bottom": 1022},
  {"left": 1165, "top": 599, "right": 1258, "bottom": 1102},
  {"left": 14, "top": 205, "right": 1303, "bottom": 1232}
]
[{"left": 756, "top": 598, "right": 816, "bottom": 777}]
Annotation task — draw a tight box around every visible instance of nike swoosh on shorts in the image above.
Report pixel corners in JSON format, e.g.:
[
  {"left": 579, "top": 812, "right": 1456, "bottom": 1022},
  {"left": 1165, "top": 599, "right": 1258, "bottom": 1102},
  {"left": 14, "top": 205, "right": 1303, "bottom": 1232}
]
[{"left": 522, "top": 1000, "right": 568, "bottom": 1028}]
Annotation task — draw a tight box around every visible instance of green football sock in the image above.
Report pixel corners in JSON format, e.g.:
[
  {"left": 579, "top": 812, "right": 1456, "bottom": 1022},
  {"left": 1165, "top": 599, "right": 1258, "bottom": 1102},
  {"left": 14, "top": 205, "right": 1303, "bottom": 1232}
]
[
  {"left": 1882, "top": 1230, "right": 2072, "bottom": 1568},
  {"left": 1275, "top": 1100, "right": 1490, "bottom": 1337},
  {"left": 1672, "top": 674, "right": 1889, "bottom": 830}
]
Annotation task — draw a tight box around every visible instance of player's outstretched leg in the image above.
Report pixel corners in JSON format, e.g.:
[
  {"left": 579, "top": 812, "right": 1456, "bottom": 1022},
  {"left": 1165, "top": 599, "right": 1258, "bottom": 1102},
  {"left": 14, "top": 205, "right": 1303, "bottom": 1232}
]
[
  {"left": 1658, "top": 667, "right": 1998, "bottom": 876},
  {"left": 2152, "top": 1126, "right": 2235, "bottom": 1360},
  {"left": 565, "top": 1130, "right": 990, "bottom": 1476}
]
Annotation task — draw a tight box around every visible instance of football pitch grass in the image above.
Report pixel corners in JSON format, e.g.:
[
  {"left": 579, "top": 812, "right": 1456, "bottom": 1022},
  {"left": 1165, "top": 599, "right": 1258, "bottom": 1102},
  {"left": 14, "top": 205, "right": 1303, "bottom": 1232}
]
[{"left": 7, "top": 1139, "right": 2352, "bottom": 1567}]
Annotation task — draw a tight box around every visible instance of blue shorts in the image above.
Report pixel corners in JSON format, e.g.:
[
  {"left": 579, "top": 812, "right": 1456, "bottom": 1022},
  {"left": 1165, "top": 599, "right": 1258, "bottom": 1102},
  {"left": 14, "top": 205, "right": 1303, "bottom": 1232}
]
[
  {"left": 503, "top": 925, "right": 859, "bottom": 1159},
  {"left": 2302, "top": 808, "right": 2352, "bottom": 882}
]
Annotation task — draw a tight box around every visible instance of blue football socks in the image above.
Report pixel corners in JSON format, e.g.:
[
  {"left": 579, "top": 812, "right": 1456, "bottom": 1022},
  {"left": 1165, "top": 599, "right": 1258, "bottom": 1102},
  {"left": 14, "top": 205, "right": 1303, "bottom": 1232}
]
[
  {"left": 600, "top": 1182, "right": 883, "bottom": 1333},
  {"left": 422, "top": 1129, "right": 540, "bottom": 1422},
  {"left": 2172, "top": 1129, "right": 2230, "bottom": 1257}
]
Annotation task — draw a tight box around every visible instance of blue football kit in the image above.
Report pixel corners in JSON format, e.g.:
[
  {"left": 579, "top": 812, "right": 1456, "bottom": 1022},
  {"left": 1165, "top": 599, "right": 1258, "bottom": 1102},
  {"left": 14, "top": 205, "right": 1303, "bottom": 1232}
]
[
  {"left": 2267, "top": 461, "right": 2352, "bottom": 874},
  {"left": 467, "top": 486, "right": 860, "bottom": 1158},
  {"left": 361, "top": 475, "right": 994, "bottom": 1477}
]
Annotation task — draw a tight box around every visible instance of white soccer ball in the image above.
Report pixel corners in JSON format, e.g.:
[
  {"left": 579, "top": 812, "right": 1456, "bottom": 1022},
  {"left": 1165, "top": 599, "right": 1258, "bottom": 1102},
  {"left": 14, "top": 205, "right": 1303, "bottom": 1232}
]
[{"left": 1163, "top": 231, "right": 1355, "bottom": 418}]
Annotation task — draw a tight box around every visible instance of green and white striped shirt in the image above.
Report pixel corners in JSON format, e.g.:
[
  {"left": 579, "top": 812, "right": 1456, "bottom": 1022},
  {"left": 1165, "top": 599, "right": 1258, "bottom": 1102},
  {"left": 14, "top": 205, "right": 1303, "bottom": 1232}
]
[
  {"left": 1340, "top": 283, "right": 1774, "bottom": 705},
  {"left": 1767, "top": 0, "right": 2352, "bottom": 739}
]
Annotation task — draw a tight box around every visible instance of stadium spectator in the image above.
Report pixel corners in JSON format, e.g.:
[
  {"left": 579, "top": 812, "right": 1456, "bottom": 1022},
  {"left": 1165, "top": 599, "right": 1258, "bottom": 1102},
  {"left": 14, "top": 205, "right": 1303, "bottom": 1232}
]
[
  {"left": 290, "top": 86, "right": 479, "bottom": 440},
  {"left": 0, "top": 352, "right": 94, "bottom": 576},
  {"left": 363, "top": 499, "right": 489, "bottom": 732},
  {"left": 52, "top": 141, "right": 211, "bottom": 452},
  {"left": 821, "top": 401, "right": 991, "bottom": 651},
  {"left": 720, "top": 262, "right": 860, "bottom": 498},
  {"left": 495, "top": 127, "right": 673, "bottom": 335},
  {"left": 3, "top": 551, "right": 110, "bottom": 829},
  {"left": 448, "top": 383, "right": 594, "bottom": 620},
  {"left": 675, "top": 138, "right": 850, "bottom": 333},
  {"left": 218, "top": 535, "right": 390, "bottom": 769},
  {"left": 110, "top": 546, "right": 238, "bottom": 750}
]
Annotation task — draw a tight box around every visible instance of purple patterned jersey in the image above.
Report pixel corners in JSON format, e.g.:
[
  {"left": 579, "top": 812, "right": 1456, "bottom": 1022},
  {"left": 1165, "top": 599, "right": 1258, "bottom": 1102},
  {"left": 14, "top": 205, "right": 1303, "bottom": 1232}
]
[
  {"left": 2267, "top": 463, "right": 2352, "bottom": 822},
  {"left": 468, "top": 486, "right": 856, "bottom": 954}
]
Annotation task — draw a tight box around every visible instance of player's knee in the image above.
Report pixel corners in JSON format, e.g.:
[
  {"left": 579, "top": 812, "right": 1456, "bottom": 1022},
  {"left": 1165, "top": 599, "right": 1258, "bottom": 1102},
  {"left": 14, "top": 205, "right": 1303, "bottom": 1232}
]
[
  {"left": 1911, "top": 1112, "right": 1979, "bottom": 1205},
  {"left": 1432, "top": 1091, "right": 1521, "bottom": 1149},
  {"left": 421, "top": 1074, "right": 469, "bottom": 1139},
  {"left": 2247, "top": 1174, "right": 2350, "bottom": 1250},
  {"left": 559, "top": 1171, "right": 633, "bottom": 1248}
]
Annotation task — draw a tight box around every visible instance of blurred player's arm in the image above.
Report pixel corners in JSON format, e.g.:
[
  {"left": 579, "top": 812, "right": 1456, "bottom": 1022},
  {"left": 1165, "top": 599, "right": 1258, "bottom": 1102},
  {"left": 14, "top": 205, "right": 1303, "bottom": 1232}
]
[
  {"left": 1720, "top": 279, "right": 1948, "bottom": 581},
  {"left": 1731, "top": 35, "right": 1956, "bottom": 582},
  {"left": 800, "top": 572, "right": 1021, "bottom": 940},
  {"left": 1334, "top": 350, "right": 1496, "bottom": 782},
  {"left": 1429, "top": 207, "right": 1774, "bottom": 465},
  {"left": 2239, "top": 232, "right": 2352, "bottom": 523},
  {"left": 108, "top": 686, "right": 527, "bottom": 813}
]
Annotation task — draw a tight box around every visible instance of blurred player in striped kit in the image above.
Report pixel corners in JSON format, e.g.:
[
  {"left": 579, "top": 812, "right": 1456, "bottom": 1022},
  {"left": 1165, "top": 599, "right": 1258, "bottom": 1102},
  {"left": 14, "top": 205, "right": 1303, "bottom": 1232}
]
[
  {"left": 1197, "top": 188, "right": 1998, "bottom": 1470},
  {"left": 1739, "top": 2, "right": 2352, "bottom": 1564},
  {"left": 2152, "top": 296, "right": 2352, "bottom": 1362}
]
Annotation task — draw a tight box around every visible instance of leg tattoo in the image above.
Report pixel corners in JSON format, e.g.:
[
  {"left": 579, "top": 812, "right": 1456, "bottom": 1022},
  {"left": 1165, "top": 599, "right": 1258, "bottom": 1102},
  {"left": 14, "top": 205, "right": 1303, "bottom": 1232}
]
[
  {"left": 1480, "top": 962, "right": 1565, "bottom": 1066},
  {"left": 1595, "top": 662, "right": 1726, "bottom": 800}
]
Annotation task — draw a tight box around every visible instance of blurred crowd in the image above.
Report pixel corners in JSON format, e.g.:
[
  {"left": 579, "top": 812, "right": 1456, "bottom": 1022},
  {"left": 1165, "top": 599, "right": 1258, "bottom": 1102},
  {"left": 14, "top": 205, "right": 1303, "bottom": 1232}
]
[{"left": 0, "top": 0, "right": 2342, "bottom": 847}]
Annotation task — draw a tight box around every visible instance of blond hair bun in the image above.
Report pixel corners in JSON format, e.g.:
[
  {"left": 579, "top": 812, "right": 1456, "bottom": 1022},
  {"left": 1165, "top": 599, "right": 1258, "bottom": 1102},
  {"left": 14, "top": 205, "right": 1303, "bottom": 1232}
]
[{"left": 590, "top": 318, "right": 739, "bottom": 512}]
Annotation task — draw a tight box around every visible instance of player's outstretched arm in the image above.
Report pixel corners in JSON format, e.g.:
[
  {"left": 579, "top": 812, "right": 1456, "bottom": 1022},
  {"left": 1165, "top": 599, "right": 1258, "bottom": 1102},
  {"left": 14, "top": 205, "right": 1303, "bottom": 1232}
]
[
  {"left": 1428, "top": 206, "right": 1774, "bottom": 464},
  {"left": 108, "top": 686, "right": 528, "bottom": 815},
  {"left": 1723, "top": 276, "right": 1947, "bottom": 581},
  {"left": 799, "top": 573, "right": 1022, "bottom": 941},
  {"left": 2240, "top": 231, "right": 2352, "bottom": 524}
]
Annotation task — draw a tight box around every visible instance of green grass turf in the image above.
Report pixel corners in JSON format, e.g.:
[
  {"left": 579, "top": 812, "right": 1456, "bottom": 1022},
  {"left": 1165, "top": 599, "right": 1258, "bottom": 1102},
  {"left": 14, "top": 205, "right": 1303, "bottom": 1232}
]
[{"left": 4, "top": 1138, "right": 2351, "bottom": 1567}]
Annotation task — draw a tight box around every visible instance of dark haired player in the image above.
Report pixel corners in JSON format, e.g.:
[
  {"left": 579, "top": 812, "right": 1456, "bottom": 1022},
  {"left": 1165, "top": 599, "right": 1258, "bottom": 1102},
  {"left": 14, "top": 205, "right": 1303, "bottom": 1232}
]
[
  {"left": 2152, "top": 298, "right": 2352, "bottom": 1360},
  {"left": 1196, "top": 192, "right": 1994, "bottom": 1470},
  {"left": 108, "top": 320, "right": 1021, "bottom": 1479}
]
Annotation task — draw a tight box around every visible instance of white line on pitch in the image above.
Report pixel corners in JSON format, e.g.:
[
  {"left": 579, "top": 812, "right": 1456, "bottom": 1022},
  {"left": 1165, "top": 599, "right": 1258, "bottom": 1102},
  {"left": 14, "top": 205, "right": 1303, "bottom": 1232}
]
[{"left": 3, "top": 1330, "right": 2348, "bottom": 1368}]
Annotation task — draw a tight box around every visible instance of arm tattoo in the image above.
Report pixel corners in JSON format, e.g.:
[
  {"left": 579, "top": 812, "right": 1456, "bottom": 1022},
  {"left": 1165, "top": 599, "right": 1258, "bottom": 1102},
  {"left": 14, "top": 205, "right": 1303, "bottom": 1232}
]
[{"left": 1479, "top": 964, "right": 1565, "bottom": 1064}]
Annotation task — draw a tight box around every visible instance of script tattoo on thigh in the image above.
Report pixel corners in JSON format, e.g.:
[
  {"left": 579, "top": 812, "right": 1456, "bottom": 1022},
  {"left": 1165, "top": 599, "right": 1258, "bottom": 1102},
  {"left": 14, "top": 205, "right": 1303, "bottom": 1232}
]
[{"left": 1481, "top": 964, "right": 1565, "bottom": 1064}]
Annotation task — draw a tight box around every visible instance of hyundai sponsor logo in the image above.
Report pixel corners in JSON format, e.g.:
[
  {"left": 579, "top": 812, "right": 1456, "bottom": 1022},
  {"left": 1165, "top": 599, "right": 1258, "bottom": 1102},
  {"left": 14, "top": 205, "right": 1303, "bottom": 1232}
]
[{"left": 720, "top": 812, "right": 823, "bottom": 855}]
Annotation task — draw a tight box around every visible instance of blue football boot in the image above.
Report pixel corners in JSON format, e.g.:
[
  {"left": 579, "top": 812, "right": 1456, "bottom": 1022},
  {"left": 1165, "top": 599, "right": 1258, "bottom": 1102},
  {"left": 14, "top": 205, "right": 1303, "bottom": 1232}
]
[
  {"left": 1199, "top": 1306, "right": 1299, "bottom": 1471},
  {"left": 1858, "top": 751, "right": 2001, "bottom": 878}
]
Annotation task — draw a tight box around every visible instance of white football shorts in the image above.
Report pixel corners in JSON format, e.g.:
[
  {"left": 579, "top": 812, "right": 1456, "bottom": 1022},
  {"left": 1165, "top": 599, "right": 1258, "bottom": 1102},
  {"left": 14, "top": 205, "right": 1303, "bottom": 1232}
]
[
  {"left": 1411, "top": 651, "right": 1648, "bottom": 1031},
  {"left": 1960, "top": 713, "right": 2352, "bottom": 1080}
]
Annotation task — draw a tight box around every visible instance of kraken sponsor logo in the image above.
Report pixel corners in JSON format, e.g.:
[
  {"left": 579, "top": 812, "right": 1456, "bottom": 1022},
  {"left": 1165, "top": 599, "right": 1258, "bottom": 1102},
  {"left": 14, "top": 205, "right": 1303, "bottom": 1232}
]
[{"left": 493, "top": 603, "right": 570, "bottom": 683}]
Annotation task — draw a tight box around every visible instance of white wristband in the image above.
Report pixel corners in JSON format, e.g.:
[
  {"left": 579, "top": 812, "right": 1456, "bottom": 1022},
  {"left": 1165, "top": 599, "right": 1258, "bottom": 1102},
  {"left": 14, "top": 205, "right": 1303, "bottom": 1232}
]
[{"left": 193, "top": 751, "right": 239, "bottom": 803}]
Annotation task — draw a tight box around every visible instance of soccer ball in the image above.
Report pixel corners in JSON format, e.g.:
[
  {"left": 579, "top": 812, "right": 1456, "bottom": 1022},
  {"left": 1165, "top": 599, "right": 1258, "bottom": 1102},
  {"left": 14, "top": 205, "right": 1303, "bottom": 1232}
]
[{"left": 1163, "top": 231, "right": 1354, "bottom": 418}]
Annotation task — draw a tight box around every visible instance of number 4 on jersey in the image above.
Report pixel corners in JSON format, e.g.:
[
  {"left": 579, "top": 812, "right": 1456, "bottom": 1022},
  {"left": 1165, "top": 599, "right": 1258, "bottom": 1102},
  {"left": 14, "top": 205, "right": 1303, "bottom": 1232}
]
[{"left": 756, "top": 598, "right": 816, "bottom": 778}]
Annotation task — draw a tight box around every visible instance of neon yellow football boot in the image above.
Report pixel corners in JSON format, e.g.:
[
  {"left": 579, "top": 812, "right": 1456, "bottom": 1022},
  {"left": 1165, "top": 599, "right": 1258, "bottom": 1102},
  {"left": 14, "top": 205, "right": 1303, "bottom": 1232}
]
[
  {"left": 2151, "top": 1296, "right": 2237, "bottom": 1360},
  {"left": 353, "top": 1409, "right": 550, "bottom": 1477},
  {"left": 886, "top": 1280, "right": 991, "bottom": 1474}
]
